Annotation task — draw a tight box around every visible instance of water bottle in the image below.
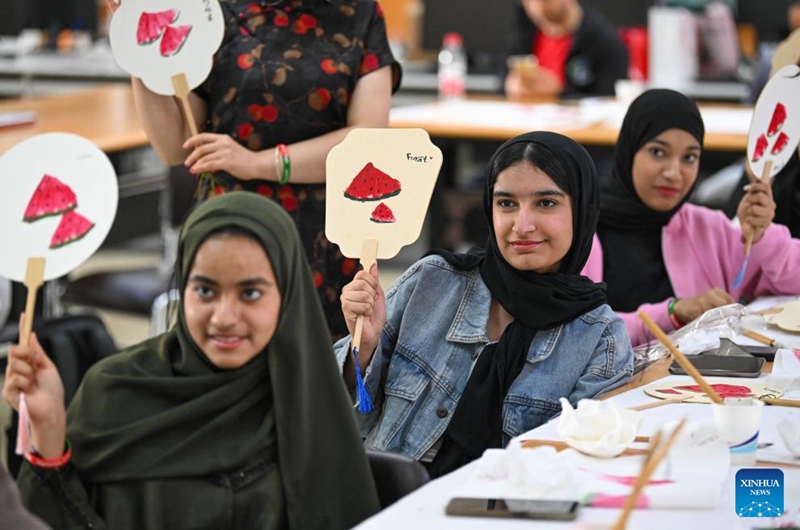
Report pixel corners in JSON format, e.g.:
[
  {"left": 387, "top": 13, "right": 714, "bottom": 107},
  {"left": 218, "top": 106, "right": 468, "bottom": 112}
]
[{"left": 438, "top": 32, "right": 467, "bottom": 99}]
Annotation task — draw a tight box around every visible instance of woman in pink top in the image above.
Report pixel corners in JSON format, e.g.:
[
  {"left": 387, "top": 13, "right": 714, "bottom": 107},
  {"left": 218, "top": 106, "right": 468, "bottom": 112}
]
[{"left": 582, "top": 89, "right": 800, "bottom": 346}]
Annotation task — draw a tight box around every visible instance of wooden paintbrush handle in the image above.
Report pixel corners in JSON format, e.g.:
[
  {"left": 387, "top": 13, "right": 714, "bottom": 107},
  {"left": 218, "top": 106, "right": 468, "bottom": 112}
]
[
  {"left": 638, "top": 312, "right": 724, "bottom": 404},
  {"left": 743, "top": 330, "right": 776, "bottom": 347},
  {"left": 761, "top": 397, "right": 800, "bottom": 408}
]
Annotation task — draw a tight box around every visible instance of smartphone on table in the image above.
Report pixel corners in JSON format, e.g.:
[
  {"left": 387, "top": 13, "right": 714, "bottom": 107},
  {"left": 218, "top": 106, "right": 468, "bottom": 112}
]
[{"left": 445, "top": 497, "right": 579, "bottom": 520}]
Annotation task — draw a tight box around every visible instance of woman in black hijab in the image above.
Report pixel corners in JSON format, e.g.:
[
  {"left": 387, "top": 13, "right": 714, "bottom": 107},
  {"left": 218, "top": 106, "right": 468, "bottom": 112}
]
[
  {"left": 583, "top": 89, "right": 800, "bottom": 346},
  {"left": 336, "top": 131, "right": 633, "bottom": 478},
  {"left": 4, "top": 192, "right": 379, "bottom": 529}
]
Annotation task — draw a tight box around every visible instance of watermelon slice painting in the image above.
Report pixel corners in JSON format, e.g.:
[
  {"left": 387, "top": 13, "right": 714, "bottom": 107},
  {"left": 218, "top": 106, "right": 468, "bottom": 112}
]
[
  {"left": 771, "top": 131, "right": 790, "bottom": 155},
  {"left": 160, "top": 25, "right": 193, "bottom": 57},
  {"left": 137, "top": 10, "right": 179, "bottom": 45},
  {"left": 49, "top": 210, "right": 95, "bottom": 249},
  {"left": 370, "top": 203, "right": 396, "bottom": 224},
  {"left": 751, "top": 133, "right": 768, "bottom": 163},
  {"left": 23, "top": 174, "right": 77, "bottom": 223},
  {"left": 343, "top": 163, "right": 401, "bottom": 202},
  {"left": 767, "top": 102, "right": 787, "bottom": 137}
]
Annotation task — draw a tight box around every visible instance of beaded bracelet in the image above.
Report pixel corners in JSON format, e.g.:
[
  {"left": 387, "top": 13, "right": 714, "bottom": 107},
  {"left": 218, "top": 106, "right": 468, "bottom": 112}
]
[
  {"left": 274, "top": 143, "right": 291, "bottom": 185},
  {"left": 25, "top": 441, "right": 72, "bottom": 469}
]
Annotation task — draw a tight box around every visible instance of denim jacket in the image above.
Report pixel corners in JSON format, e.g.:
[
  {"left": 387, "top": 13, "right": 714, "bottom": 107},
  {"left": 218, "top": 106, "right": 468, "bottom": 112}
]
[{"left": 333, "top": 255, "right": 633, "bottom": 461}]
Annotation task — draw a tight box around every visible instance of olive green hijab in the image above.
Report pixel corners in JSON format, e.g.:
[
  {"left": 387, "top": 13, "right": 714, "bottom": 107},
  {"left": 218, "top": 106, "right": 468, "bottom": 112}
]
[{"left": 67, "top": 192, "right": 379, "bottom": 529}]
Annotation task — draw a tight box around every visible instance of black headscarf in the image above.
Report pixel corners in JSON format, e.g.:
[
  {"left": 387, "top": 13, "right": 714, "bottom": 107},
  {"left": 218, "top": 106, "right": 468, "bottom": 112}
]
[
  {"left": 597, "top": 89, "right": 705, "bottom": 311},
  {"left": 67, "top": 192, "right": 379, "bottom": 529},
  {"left": 427, "top": 132, "right": 606, "bottom": 477}
]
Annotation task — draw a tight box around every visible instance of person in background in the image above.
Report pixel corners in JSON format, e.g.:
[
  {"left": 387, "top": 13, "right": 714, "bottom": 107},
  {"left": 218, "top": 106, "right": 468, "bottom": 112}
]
[
  {"left": 583, "top": 89, "right": 800, "bottom": 346},
  {"left": 336, "top": 132, "right": 633, "bottom": 478},
  {"left": 789, "top": 1, "right": 800, "bottom": 32},
  {"left": 113, "top": 0, "right": 401, "bottom": 340},
  {"left": 3, "top": 193, "right": 379, "bottom": 529},
  {"left": 505, "top": 0, "right": 628, "bottom": 98}
]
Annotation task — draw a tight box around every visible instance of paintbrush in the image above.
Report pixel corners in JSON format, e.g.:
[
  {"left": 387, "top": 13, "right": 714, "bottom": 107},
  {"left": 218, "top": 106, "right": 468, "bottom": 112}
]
[
  {"left": 611, "top": 419, "right": 687, "bottom": 530},
  {"left": 732, "top": 161, "right": 772, "bottom": 288}
]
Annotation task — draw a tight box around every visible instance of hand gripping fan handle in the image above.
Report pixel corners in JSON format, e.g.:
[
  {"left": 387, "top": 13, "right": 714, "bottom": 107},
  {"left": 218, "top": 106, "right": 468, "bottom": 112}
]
[{"left": 351, "top": 239, "right": 378, "bottom": 353}]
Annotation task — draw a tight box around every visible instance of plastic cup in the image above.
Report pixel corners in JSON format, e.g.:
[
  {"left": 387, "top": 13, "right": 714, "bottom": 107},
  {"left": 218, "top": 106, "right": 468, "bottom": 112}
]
[{"left": 712, "top": 397, "right": 764, "bottom": 465}]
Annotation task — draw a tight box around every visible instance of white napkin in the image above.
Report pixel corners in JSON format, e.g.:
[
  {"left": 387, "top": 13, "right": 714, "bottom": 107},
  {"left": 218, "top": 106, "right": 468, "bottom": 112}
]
[
  {"left": 769, "top": 349, "right": 800, "bottom": 398},
  {"left": 777, "top": 419, "right": 800, "bottom": 456},
  {"left": 557, "top": 398, "right": 641, "bottom": 457}
]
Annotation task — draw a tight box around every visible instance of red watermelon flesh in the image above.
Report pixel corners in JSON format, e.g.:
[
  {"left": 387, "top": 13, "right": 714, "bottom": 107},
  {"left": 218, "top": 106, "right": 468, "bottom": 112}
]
[
  {"left": 160, "top": 24, "right": 193, "bottom": 57},
  {"left": 137, "top": 10, "right": 179, "bottom": 45},
  {"left": 767, "top": 102, "right": 787, "bottom": 137},
  {"left": 751, "top": 133, "right": 768, "bottom": 163},
  {"left": 343, "top": 163, "right": 401, "bottom": 202},
  {"left": 50, "top": 210, "right": 95, "bottom": 249},
  {"left": 23, "top": 174, "right": 77, "bottom": 222},
  {"left": 370, "top": 202, "right": 396, "bottom": 223},
  {"left": 771, "top": 131, "right": 790, "bottom": 156}
]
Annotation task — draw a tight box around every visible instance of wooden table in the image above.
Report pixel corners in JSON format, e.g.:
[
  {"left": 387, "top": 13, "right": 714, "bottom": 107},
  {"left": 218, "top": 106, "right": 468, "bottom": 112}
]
[
  {"left": 0, "top": 84, "right": 147, "bottom": 155},
  {"left": 390, "top": 97, "right": 751, "bottom": 152}
]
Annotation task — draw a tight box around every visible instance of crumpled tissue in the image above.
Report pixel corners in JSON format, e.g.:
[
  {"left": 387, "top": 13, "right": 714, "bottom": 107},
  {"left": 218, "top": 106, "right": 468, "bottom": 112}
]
[
  {"left": 674, "top": 329, "right": 721, "bottom": 355},
  {"left": 557, "top": 398, "right": 641, "bottom": 457},
  {"left": 461, "top": 440, "right": 580, "bottom": 500}
]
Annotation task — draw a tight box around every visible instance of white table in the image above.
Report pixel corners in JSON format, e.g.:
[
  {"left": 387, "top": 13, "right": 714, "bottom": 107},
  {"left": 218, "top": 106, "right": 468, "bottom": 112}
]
[{"left": 356, "top": 373, "right": 800, "bottom": 529}]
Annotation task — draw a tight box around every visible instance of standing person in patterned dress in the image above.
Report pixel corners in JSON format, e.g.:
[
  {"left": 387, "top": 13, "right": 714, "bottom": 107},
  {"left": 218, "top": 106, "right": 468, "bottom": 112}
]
[{"left": 120, "top": 0, "right": 401, "bottom": 340}]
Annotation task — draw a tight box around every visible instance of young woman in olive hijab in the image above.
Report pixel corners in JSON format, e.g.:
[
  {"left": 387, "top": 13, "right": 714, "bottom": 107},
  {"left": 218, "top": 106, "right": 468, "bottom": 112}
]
[{"left": 3, "top": 192, "right": 379, "bottom": 529}]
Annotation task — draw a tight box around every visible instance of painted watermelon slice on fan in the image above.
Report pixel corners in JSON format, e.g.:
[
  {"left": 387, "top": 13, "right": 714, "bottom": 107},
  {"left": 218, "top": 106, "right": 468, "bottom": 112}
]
[
  {"left": 23, "top": 174, "right": 77, "bottom": 222},
  {"left": 767, "top": 102, "right": 787, "bottom": 137},
  {"left": 752, "top": 133, "right": 768, "bottom": 163},
  {"left": 771, "top": 131, "right": 790, "bottom": 155},
  {"left": 50, "top": 210, "right": 95, "bottom": 249},
  {"left": 370, "top": 202, "right": 396, "bottom": 223},
  {"left": 137, "top": 10, "right": 179, "bottom": 45},
  {"left": 160, "top": 25, "right": 193, "bottom": 57},
  {"left": 343, "top": 163, "right": 401, "bottom": 202}
]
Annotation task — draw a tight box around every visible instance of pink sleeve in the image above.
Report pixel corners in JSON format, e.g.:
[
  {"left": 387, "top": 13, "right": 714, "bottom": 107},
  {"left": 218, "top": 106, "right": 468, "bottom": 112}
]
[
  {"left": 617, "top": 299, "right": 676, "bottom": 347},
  {"left": 581, "top": 234, "right": 677, "bottom": 346},
  {"left": 581, "top": 235, "right": 604, "bottom": 282}
]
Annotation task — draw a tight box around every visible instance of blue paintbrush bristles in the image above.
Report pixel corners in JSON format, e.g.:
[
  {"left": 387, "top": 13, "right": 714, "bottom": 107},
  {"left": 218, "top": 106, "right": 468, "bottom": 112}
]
[
  {"left": 352, "top": 346, "right": 374, "bottom": 414},
  {"left": 732, "top": 254, "right": 749, "bottom": 289}
]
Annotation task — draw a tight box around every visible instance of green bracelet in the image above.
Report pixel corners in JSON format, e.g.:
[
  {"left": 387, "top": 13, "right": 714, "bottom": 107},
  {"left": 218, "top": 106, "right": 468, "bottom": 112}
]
[
  {"left": 276, "top": 144, "right": 291, "bottom": 185},
  {"left": 668, "top": 297, "right": 680, "bottom": 315}
]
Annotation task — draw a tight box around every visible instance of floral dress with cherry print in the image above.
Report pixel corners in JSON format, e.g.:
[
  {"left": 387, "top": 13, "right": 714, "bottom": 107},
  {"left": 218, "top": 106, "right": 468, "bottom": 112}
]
[{"left": 195, "top": 0, "right": 399, "bottom": 339}]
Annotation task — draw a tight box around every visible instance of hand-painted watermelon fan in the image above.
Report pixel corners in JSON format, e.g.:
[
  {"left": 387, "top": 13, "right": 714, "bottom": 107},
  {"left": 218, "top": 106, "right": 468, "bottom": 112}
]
[
  {"left": 110, "top": 0, "right": 224, "bottom": 193},
  {"left": 733, "top": 65, "right": 800, "bottom": 288},
  {"left": 0, "top": 132, "right": 118, "bottom": 457},
  {"left": 326, "top": 128, "right": 442, "bottom": 412}
]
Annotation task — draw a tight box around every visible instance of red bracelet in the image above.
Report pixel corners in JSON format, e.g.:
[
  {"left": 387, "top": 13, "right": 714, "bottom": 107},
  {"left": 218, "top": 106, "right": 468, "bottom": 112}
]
[
  {"left": 669, "top": 312, "right": 685, "bottom": 329},
  {"left": 25, "top": 441, "right": 72, "bottom": 469}
]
